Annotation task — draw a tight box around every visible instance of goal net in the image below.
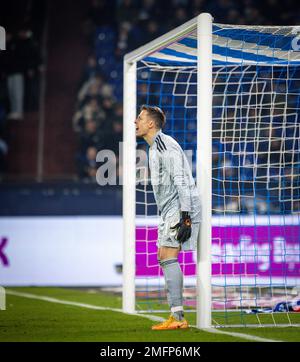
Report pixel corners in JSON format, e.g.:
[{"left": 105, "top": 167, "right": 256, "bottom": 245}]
[{"left": 123, "top": 14, "right": 300, "bottom": 327}]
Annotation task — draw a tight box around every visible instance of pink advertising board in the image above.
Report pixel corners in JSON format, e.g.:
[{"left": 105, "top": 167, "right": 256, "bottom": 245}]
[{"left": 136, "top": 218, "right": 300, "bottom": 280}]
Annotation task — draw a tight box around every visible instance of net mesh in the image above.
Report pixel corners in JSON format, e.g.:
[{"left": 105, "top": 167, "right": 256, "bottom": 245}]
[{"left": 134, "top": 23, "right": 300, "bottom": 326}]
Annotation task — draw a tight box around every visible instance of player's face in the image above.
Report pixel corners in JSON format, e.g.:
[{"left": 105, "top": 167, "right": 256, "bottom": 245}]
[{"left": 135, "top": 110, "right": 152, "bottom": 138}]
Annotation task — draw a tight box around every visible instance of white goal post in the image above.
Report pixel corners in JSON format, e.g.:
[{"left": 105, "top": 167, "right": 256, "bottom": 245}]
[
  {"left": 123, "top": 13, "right": 213, "bottom": 329},
  {"left": 123, "top": 13, "right": 300, "bottom": 328}
]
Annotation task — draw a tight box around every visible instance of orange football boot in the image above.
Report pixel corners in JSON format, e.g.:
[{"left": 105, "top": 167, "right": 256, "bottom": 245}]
[{"left": 151, "top": 315, "right": 189, "bottom": 330}]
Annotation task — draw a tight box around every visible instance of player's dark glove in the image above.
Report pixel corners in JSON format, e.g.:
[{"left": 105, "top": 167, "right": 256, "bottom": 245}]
[{"left": 171, "top": 211, "right": 192, "bottom": 244}]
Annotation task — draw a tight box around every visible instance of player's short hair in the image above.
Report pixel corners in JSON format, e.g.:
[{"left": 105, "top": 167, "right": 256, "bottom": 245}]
[{"left": 140, "top": 105, "right": 166, "bottom": 129}]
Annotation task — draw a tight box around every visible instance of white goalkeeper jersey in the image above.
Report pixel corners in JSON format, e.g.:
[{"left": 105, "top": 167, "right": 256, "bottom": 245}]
[{"left": 149, "top": 130, "right": 201, "bottom": 222}]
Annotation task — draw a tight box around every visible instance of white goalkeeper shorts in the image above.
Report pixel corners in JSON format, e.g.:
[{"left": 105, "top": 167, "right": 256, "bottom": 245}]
[{"left": 157, "top": 211, "right": 200, "bottom": 251}]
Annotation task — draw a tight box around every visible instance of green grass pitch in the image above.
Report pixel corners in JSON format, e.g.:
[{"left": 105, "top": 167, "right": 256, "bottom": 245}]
[{"left": 0, "top": 287, "right": 299, "bottom": 342}]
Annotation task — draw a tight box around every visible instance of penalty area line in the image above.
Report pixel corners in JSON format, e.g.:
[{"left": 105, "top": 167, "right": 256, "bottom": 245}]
[{"left": 6, "top": 289, "right": 281, "bottom": 342}]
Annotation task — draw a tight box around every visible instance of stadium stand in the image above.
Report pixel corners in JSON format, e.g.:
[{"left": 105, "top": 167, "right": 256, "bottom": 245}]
[
  {"left": 72, "top": 0, "right": 299, "bottom": 214},
  {"left": 0, "top": 0, "right": 299, "bottom": 215}
]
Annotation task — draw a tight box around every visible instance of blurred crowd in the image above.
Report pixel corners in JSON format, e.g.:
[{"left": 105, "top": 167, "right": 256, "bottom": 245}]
[
  {"left": 0, "top": 0, "right": 44, "bottom": 177},
  {"left": 0, "top": 0, "right": 299, "bottom": 185},
  {"left": 74, "top": 0, "right": 299, "bottom": 181},
  {"left": 73, "top": 70, "right": 123, "bottom": 180}
]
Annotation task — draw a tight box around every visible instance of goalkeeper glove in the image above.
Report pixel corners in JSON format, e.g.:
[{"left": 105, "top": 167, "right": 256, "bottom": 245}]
[{"left": 171, "top": 211, "right": 192, "bottom": 244}]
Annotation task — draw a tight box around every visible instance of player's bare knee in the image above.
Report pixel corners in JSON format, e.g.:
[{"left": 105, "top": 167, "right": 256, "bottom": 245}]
[{"left": 158, "top": 246, "right": 179, "bottom": 262}]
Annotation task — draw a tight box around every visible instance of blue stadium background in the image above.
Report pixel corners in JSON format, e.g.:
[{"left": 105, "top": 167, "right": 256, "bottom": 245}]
[{"left": 0, "top": 0, "right": 299, "bottom": 217}]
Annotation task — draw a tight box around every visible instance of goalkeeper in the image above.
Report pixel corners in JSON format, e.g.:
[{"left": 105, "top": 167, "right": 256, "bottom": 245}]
[{"left": 135, "top": 105, "right": 201, "bottom": 330}]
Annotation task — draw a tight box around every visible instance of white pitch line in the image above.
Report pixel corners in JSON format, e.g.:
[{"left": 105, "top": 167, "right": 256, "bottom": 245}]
[
  {"left": 6, "top": 290, "right": 281, "bottom": 342},
  {"left": 200, "top": 327, "right": 281, "bottom": 343},
  {"left": 6, "top": 289, "right": 124, "bottom": 313}
]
